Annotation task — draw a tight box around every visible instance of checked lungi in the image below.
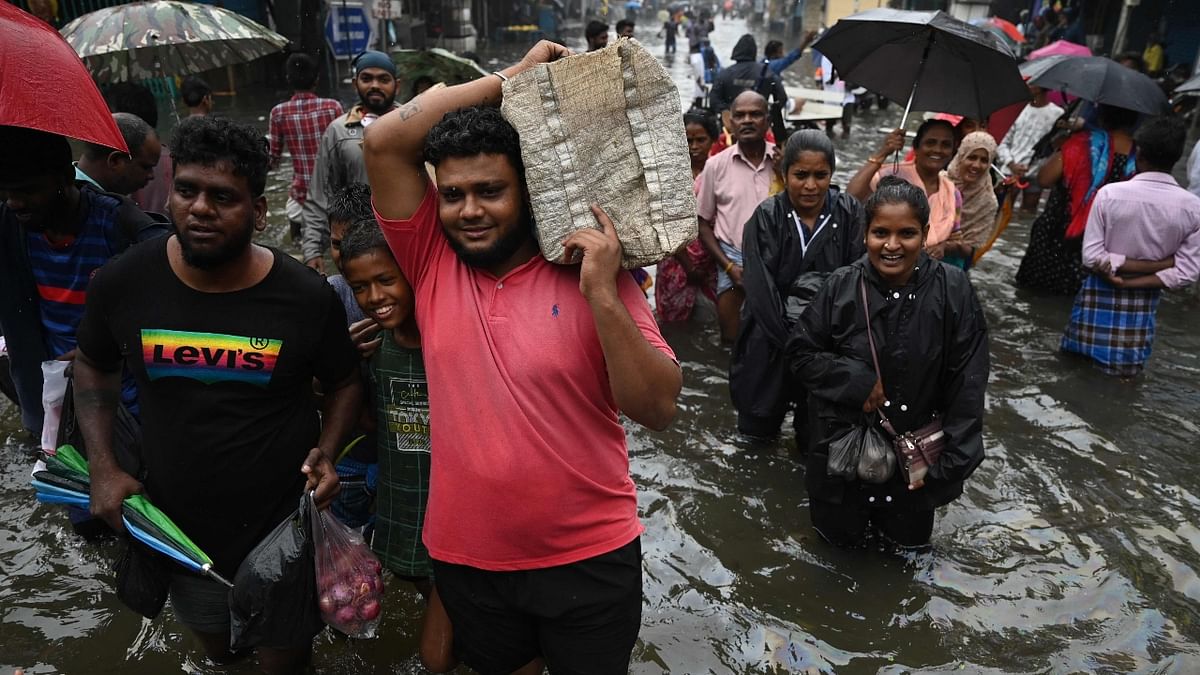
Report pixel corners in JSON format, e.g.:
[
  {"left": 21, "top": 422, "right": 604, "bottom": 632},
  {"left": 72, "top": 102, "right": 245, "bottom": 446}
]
[{"left": 1061, "top": 274, "right": 1162, "bottom": 377}]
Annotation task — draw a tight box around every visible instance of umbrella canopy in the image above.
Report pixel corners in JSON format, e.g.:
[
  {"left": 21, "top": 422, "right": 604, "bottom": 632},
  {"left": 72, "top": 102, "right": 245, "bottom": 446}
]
[
  {"left": 1027, "top": 39, "right": 1090, "bottom": 61},
  {"left": 1019, "top": 53, "right": 1074, "bottom": 81},
  {"left": 989, "top": 17, "right": 1025, "bottom": 44},
  {"left": 0, "top": 3, "right": 127, "bottom": 152},
  {"left": 812, "top": 9, "right": 1027, "bottom": 123},
  {"left": 33, "top": 445, "right": 233, "bottom": 587},
  {"left": 60, "top": 0, "right": 288, "bottom": 85},
  {"left": 1030, "top": 56, "right": 1168, "bottom": 115},
  {"left": 1175, "top": 72, "right": 1200, "bottom": 96},
  {"left": 391, "top": 48, "right": 488, "bottom": 101}
]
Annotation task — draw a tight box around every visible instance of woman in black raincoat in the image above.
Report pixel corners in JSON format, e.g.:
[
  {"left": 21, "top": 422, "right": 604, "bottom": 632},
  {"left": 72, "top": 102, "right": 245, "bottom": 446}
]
[
  {"left": 786, "top": 176, "right": 989, "bottom": 548},
  {"left": 730, "top": 130, "right": 865, "bottom": 446}
]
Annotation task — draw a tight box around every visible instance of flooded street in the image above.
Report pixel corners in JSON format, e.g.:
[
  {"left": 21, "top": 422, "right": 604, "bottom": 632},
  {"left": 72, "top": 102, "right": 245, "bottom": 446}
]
[{"left": 4, "top": 16, "right": 1200, "bottom": 674}]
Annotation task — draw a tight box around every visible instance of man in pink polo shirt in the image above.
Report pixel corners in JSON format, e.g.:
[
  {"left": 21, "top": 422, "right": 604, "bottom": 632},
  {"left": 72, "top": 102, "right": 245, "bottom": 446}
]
[
  {"left": 363, "top": 41, "right": 682, "bottom": 674},
  {"left": 697, "top": 90, "right": 780, "bottom": 343}
]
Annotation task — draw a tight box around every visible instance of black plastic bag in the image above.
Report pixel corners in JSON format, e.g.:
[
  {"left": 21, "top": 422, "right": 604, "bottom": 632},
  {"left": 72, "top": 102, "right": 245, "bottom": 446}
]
[
  {"left": 114, "top": 537, "right": 171, "bottom": 619},
  {"left": 856, "top": 423, "right": 896, "bottom": 484},
  {"left": 58, "top": 369, "right": 144, "bottom": 480},
  {"left": 826, "top": 425, "right": 864, "bottom": 479},
  {"left": 229, "top": 493, "right": 324, "bottom": 652}
]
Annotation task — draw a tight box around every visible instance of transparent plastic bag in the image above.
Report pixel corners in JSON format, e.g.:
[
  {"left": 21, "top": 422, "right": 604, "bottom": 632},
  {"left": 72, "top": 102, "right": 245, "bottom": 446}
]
[
  {"left": 40, "top": 360, "right": 69, "bottom": 453},
  {"left": 856, "top": 423, "right": 896, "bottom": 484},
  {"left": 313, "top": 495, "right": 384, "bottom": 638},
  {"left": 825, "top": 425, "right": 864, "bottom": 480}
]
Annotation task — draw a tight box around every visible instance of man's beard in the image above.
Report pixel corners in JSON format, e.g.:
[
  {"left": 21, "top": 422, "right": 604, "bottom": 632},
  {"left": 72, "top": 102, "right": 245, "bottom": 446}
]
[
  {"left": 178, "top": 220, "right": 255, "bottom": 270},
  {"left": 446, "top": 213, "right": 534, "bottom": 269},
  {"left": 359, "top": 90, "right": 395, "bottom": 115}
]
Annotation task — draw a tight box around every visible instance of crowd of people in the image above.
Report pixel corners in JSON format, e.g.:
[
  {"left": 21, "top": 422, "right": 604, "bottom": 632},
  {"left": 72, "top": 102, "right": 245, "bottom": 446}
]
[{"left": 1, "top": 9, "right": 1200, "bottom": 675}]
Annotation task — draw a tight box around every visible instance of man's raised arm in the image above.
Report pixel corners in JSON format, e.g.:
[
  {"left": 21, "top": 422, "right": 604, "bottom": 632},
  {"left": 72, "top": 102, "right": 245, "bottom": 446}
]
[{"left": 364, "top": 41, "right": 571, "bottom": 222}]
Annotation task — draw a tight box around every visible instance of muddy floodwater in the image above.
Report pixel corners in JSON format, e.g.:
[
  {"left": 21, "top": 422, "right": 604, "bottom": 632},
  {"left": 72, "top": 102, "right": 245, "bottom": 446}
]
[{"left": 3, "top": 16, "right": 1200, "bottom": 675}]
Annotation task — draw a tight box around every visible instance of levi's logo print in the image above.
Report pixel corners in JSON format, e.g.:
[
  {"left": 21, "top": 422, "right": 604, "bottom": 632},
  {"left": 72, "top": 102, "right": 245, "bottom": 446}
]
[{"left": 141, "top": 329, "right": 281, "bottom": 387}]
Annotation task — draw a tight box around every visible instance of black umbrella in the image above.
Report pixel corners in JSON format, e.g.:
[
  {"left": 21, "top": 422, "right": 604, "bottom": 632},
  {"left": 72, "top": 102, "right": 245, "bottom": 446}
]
[
  {"left": 812, "top": 8, "right": 1028, "bottom": 128},
  {"left": 1029, "top": 56, "right": 1168, "bottom": 115},
  {"left": 1019, "top": 54, "right": 1073, "bottom": 82}
]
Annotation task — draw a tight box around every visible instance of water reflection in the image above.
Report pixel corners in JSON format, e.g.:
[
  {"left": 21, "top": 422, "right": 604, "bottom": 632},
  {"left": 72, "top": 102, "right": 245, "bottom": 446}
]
[{"left": 2, "top": 15, "right": 1200, "bottom": 675}]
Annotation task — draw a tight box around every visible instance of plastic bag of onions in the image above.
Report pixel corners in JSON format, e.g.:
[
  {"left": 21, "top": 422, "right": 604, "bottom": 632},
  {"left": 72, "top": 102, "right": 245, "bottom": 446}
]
[{"left": 313, "top": 502, "right": 385, "bottom": 638}]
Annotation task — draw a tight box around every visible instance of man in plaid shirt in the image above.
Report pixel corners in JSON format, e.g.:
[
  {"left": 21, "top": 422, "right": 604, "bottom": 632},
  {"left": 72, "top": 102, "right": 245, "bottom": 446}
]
[{"left": 268, "top": 54, "right": 343, "bottom": 243}]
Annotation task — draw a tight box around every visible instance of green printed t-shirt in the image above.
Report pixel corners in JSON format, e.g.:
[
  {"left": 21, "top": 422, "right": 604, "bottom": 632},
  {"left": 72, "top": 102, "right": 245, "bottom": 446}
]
[{"left": 369, "top": 331, "right": 432, "bottom": 578}]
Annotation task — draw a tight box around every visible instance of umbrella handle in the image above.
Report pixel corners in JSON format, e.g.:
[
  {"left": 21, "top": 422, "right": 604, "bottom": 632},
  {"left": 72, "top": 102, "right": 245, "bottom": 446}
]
[{"left": 896, "top": 30, "right": 937, "bottom": 169}]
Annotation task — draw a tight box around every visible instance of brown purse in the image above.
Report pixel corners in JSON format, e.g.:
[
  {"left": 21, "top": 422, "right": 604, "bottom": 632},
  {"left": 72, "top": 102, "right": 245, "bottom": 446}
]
[{"left": 860, "top": 277, "right": 945, "bottom": 485}]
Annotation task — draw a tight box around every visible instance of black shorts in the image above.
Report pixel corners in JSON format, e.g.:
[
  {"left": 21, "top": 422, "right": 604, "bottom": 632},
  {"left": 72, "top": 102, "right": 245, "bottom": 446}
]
[{"left": 432, "top": 537, "right": 642, "bottom": 675}]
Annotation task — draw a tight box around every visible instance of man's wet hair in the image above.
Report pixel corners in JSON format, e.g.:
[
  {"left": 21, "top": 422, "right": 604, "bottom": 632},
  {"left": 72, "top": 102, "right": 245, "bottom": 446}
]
[
  {"left": 1134, "top": 116, "right": 1186, "bottom": 171},
  {"left": 913, "top": 118, "right": 955, "bottom": 149},
  {"left": 764, "top": 40, "right": 784, "bottom": 59},
  {"left": 181, "top": 76, "right": 211, "bottom": 107},
  {"left": 615, "top": 19, "right": 635, "bottom": 34},
  {"left": 329, "top": 182, "right": 374, "bottom": 226},
  {"left": 683, "top": 109, "right": 720, "bottom": 141},
  {"left": 0, "top": 126, "right": 72, "bottom": 185},
  {"left": 866, "top": 175, "right": 930, "bottom": 228},
  {"left": 84, "top": 112, "right": 153, "bottom": 160},
  {"left": 782, "top": 129, "right": 836, "bottom": 174},
  {"left": 104, "top": 82, "right": 158, "bottom": 128},
  {"left": 170, "top": 116, "right": 269, "bottom": 197},
  {"left": 285, "top": 53, "right": 320, "bottom": 90},
  {"left": 339, "top": 217, "right": 393, "bottom": 265},
  {"left": 424, "top": 106, "right": 525, "bottom": 176},
  {"left": 585, "top": 20, "right": 608, "bottom": 39}
]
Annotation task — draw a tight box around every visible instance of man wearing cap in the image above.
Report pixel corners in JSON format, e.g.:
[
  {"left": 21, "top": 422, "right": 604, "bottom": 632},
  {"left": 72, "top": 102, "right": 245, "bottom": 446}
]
[
  {"left": 302, "top": 50, "right": 398, "bottom": 273},
  {"left": 74, "top": 112, "right": 163, "bottom": 198}
]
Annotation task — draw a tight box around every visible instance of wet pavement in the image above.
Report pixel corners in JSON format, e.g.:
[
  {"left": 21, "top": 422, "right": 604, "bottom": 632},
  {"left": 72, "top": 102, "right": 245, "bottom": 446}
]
[{"left": 3, "top": 15, "right": 1200, "bottom": 675}]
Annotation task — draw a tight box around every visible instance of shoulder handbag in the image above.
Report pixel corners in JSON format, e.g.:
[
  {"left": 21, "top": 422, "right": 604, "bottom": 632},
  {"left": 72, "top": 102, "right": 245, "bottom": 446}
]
[{"left": 860, "top": 277, "right": 945, "bottom": 485}]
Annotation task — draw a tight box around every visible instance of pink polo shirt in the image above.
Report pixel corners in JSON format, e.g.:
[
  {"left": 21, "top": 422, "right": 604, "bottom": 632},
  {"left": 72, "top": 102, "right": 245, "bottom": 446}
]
[
  {"left": 375, "top": 185, "right": 674, "bottom": 571},
  {"left": 696, "top": 142, "right": 779, "bottom": 250}
]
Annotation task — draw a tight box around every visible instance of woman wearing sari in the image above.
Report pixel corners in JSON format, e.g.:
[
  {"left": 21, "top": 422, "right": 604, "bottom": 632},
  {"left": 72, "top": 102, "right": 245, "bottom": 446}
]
[
  {"left": 655, "top": 110, "right": 721, "bottom": 322},
  {"left": 942, "top": 132, "right": 999, "bottom": 269},
  {"left": 1015, "top": 104, "right": 1138, "bottom": 295},
  {"left": 848, "top": 119, "right": 962, "bottom": 256}
]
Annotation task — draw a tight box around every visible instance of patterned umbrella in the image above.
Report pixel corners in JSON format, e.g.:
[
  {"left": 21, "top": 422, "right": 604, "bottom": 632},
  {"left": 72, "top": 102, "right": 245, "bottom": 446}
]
[{"left": 59, "top": 0, "right": 289, "bottom": 84}]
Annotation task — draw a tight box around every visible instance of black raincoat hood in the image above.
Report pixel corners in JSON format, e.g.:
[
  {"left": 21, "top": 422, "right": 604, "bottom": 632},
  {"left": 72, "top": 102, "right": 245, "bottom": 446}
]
[{"left": 731, "top": 34, "right": 757, "bottom": 62}]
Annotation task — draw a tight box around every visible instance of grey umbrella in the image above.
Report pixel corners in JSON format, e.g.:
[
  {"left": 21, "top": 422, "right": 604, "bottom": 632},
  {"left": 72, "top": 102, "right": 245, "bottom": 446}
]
[
  {"left": 1019, "top": 54, "right": 1073, "bottom": 82},
  {"left": 812, "top": 8, "right": 1028, "bottom": 128},
  {"left": 1029, "top": 56, "right": 1168, "bottom": 115}
]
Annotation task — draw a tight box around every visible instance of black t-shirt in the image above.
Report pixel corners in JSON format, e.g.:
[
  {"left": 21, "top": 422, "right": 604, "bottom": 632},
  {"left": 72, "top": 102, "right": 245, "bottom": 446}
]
[{"left": 77, "top": 236, "right": 358, "bottom": 577}]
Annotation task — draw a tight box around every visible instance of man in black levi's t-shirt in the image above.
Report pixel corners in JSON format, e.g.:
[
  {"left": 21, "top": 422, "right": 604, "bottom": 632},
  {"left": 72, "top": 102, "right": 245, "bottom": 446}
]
[{"left": 73, "top": 116, "right": 362, "bottom": 672}]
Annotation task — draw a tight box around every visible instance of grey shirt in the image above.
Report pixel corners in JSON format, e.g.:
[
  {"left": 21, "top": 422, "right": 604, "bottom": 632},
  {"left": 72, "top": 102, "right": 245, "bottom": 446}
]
[{"left": 301, "top": 104, "right": 396, "bottom": 262}]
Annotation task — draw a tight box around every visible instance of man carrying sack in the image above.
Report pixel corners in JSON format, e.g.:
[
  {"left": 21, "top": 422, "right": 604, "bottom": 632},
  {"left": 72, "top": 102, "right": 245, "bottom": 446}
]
[{"left": 364, "top": 41, "right": 682, "bottom": 674}]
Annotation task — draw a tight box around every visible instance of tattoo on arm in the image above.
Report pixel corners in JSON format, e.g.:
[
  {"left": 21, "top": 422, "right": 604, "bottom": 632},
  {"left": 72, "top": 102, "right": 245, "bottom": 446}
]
[{"left": 397, "top": 101, "right": 423, "bottom": 121}]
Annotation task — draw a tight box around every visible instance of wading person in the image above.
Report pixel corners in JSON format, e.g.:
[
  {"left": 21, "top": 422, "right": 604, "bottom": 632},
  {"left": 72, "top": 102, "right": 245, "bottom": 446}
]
[
  {"left": 655, "top": 109, "right": 719, "bottom": 323},
  {"left": 698, "top": 91, "right": 781, "bottom": 342},
  {"left": 994, "top": 83, "right": 1063, "bottom": 214},
  {"left": 709, "top": 35, "right": 793, "bottom": 144},
  {"left": 1015, "top": 104, "right": 1138, "bottom": 296},
  {"left": 268, "top": 53, "right": 344, "bottom": 245},
  {"left": 787, "top": 176, "right": 988, "bottom": 548},
  {"left": 942, "top": 131, "right": 999, "bottom": 269},
  {"left": 302, "top": 50, "right": 398, "bottom": 273},
  {"left": 74, "top": 116, "right": 362, "bottom": 672},
  {"left": 1061, "top": 117, "right": 1200, "bottom": 377},
  {"left": 364, "top": 40, "right": 682, "bottom": 674},
  {"left": 849, "top": 120, "right": 961, "bottom": 259},
  {"left": 74, "top": 113, "right": 162, "bottom": 197},
  {"left": 732, "top": 131, "right": 866, "bottom": 447},
  {"left": 585, "top": 19, "right": 608, "bottom": 51}
]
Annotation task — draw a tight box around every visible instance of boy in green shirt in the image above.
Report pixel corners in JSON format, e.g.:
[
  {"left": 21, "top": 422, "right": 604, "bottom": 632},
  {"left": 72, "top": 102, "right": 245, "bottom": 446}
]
[{"left": 340, "top": 218, "right": 453, "bottom": 671}]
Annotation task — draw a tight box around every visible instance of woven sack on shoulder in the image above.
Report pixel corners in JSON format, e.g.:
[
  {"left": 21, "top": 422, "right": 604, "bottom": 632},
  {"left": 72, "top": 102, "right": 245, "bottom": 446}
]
[{"left": 500, "top": 39, "right": 697, "bottom": 269}]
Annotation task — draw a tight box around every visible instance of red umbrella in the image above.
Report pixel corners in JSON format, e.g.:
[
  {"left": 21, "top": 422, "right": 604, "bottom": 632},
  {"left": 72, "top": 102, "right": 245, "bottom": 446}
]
[
  {"left": 989, "top": 17, "right": 1025, "bottom": 44},
  {"left": 0, "top": 3, "right": 127, "bottom": 152}
]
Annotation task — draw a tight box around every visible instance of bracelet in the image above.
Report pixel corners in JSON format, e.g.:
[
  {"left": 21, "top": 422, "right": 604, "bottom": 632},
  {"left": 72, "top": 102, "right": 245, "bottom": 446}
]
[
  {"left": 724, "top": 260, "right": 735, "bottom": 274},
  {"left": 492, "top": 70, "right": 509, "bottom": 82},
  {"left": 866, "top": 156, "right": 884, "bottom": 165}
]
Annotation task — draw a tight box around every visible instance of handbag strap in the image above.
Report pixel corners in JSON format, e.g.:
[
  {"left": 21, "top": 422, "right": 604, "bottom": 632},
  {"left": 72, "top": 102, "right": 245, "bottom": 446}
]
[{"left": 860, "top": 276, "right": 897, "bottom": 435}]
